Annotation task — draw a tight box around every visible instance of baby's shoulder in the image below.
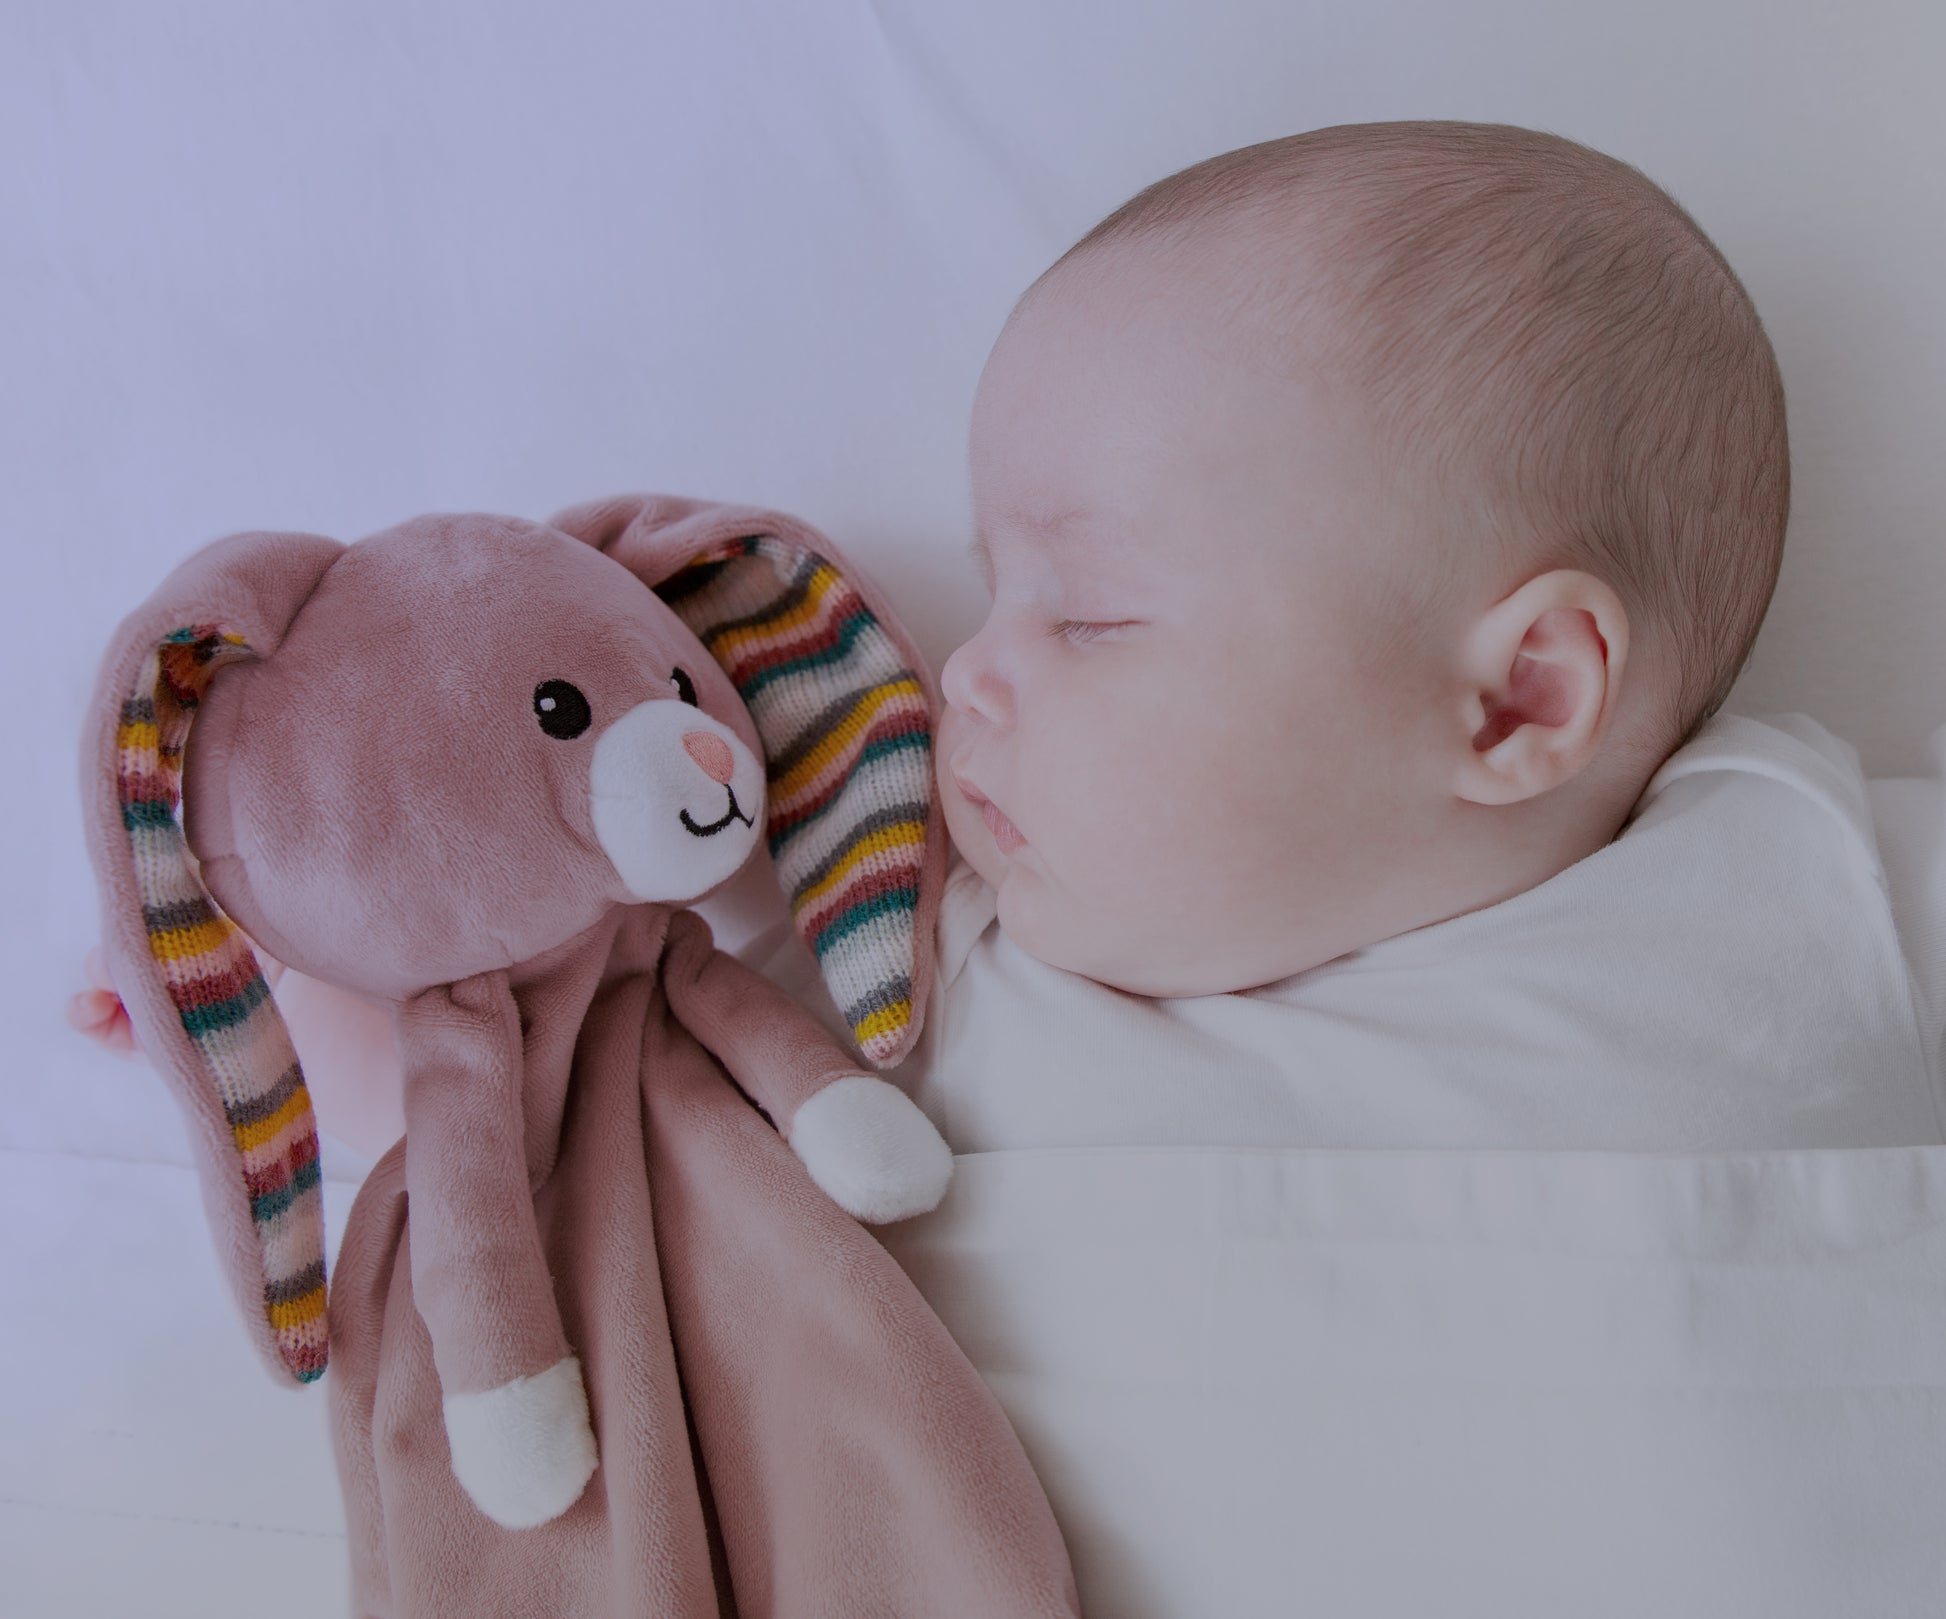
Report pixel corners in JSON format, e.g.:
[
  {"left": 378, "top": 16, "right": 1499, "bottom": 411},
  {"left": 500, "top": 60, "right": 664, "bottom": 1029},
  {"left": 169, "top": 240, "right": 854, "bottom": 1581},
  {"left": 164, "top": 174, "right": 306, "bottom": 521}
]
[
  {"left": 1862, "top": 722, "right": 1946, "bottom": 1100},
  {"left": 1642, "top": 708, "right": 1945, "bottom": 1103},
  {"left": 1639, "top": 709, "right": 1865, "bottom": 819}
]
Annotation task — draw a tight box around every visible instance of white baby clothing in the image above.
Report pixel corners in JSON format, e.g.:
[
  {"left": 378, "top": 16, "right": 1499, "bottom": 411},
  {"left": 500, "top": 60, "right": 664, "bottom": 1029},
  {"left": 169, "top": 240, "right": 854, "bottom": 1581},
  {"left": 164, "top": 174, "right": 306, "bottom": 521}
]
[{"left": 753, "top": 711, "right": 1946, "bottom": 1152}]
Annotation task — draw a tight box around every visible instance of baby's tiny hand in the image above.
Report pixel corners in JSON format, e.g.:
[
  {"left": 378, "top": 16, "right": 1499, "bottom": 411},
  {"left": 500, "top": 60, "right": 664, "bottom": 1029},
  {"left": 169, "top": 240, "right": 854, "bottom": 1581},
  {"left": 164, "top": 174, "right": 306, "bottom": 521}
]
[{"left": 66, "top": 944, "right": 139, "bottom": 1057}]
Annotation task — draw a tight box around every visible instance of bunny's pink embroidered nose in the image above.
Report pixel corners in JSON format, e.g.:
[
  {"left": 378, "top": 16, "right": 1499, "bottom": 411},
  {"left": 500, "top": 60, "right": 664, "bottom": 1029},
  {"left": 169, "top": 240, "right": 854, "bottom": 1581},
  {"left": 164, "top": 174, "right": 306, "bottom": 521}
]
[{"left": 683, "top": 731, "right": 735, "bottom": 784}]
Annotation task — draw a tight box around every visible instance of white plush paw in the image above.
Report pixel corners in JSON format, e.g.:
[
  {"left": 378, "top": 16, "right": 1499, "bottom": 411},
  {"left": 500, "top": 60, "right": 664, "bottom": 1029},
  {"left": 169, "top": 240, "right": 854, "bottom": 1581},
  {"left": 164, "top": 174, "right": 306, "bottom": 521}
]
[
  {"left": 443, "top": 1355, "right": 598, "bottom": 1528},
  {"left": 788, "top": 1074, "right": 954, "bottom": 1223}
]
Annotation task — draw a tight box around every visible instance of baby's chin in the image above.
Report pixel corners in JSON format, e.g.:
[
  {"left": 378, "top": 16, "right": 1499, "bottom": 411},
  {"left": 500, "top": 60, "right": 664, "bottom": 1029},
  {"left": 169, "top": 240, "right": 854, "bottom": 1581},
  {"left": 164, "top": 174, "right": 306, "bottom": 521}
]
[
  {"left": 951, "top": 815, "right": 1141, "bottom": 985},
  {"left": 990, "top": 872, "right": 1156, "bottom": 991},
  {"left": 950, "top": 803, "right": 1255, "bottom": 993},
  {"left": 993, "top": 870, "right": 1310, "bottom": 997},
  {"left": 941, "top": 791, "right": 1012, "bottom": 890}
]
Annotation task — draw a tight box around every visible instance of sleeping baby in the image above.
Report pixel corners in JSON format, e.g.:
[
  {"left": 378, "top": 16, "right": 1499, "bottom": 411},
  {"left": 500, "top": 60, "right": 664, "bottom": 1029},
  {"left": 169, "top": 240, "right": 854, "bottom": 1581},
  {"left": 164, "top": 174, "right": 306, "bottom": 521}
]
[
  {"left": 72, "top": 117, "right": 1946, "bottom": 1608},
  {"left": 752, "top": 118, "right": 1944, "bottom": 1155}
]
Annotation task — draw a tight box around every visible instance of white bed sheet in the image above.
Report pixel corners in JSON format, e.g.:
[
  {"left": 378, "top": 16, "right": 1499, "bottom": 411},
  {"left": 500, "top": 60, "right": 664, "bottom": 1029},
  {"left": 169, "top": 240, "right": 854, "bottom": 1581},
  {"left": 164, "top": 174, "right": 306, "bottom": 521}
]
[{"left": 882, "top": 1144, "right": 1946, "bottom": 1617}]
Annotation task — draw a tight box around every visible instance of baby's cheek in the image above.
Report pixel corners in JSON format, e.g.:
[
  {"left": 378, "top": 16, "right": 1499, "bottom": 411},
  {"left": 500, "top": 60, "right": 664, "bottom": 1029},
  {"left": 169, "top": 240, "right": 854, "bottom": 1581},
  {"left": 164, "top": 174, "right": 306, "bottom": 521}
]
[
  {"left": 1085, "top": 692, "right": 1227, "bottom": 823},
  {"left": 1060, "top": 727, "right": 1202, "bottom": 887},
  {"left": 1111, "top": 716, "right": 1280, "bottom": 901}
]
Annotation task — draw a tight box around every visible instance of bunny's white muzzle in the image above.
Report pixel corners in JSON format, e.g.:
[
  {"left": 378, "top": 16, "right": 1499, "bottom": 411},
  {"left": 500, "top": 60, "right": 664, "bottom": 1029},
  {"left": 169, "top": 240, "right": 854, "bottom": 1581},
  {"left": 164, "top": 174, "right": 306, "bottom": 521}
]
[{"left": 589, "top": 699, "right": 765, "bottom": 902}]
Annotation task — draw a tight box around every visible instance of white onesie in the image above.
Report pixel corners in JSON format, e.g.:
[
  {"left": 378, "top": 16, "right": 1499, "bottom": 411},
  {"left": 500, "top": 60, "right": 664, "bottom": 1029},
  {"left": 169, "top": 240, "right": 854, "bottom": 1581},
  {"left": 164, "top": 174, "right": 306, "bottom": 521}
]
[{"left": 753, "top": 711, "right": 1946, "bottom": 1153}]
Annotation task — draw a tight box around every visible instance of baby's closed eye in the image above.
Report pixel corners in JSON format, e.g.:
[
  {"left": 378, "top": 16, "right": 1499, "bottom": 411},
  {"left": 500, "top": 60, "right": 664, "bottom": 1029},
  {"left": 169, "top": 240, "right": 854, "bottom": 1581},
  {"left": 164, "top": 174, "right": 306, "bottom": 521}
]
[{"left": 1047, "top": 619, "right": 1137, "bottom": 644}]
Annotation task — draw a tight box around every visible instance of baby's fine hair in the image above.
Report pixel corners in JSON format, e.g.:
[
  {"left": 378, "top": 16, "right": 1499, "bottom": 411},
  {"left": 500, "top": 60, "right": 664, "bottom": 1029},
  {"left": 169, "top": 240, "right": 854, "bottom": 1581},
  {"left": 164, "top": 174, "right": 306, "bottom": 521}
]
[{"left": 1033, "top": 121, "right": 1789, "bottom": 766}]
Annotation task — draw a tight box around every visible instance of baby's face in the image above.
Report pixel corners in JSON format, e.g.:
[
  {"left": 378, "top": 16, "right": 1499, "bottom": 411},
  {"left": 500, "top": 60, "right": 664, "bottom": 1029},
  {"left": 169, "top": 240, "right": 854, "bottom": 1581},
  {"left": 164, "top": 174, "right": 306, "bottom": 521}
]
[{"left": 938, "top": 250, "right": 1454, "bottom": 996}]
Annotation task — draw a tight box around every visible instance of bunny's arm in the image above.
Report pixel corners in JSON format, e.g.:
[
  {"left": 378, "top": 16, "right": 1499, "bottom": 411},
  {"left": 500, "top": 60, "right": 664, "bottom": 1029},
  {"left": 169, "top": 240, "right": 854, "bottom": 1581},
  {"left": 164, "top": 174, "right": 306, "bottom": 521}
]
[
  {"left": 394, "top": 971, "right": 597, "bottom": 1528},
  {"left": 660, "top": 909, "right": 952, "bottom": 1223}
]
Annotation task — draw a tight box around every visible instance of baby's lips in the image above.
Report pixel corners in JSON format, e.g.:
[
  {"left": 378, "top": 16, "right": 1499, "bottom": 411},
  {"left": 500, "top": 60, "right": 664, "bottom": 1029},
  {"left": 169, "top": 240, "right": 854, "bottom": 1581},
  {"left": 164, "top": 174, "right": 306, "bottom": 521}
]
[
  {"left": 949, "top": 763, "right": 987, "bottom": 806},
  {"left": 952, "top": 764, "right": 1028, "bottom": 852},
  {"left": 979, "top": 797, "right": 1029, "bottom": 854}
]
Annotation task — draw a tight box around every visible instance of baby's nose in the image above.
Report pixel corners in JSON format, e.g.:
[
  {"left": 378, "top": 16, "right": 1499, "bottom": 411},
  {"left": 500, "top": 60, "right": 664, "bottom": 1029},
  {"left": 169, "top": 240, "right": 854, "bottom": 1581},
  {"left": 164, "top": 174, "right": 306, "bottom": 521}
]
[
  {"left": 683, "top": 731, "right": 735, "bottom": 784},
  {"left": 940, "top": 636, "right": 1013, "bottom": 728}
]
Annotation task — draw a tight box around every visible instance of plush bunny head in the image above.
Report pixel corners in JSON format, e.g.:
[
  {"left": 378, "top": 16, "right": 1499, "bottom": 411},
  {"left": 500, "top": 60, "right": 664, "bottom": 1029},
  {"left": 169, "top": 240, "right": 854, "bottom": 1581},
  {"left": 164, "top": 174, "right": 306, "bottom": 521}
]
[
  {"left": 80, "top": 493, "right": 948, "bottom": 1384},
  {"left": 165, "top": 512, "right": 766, "bottom": 998}
]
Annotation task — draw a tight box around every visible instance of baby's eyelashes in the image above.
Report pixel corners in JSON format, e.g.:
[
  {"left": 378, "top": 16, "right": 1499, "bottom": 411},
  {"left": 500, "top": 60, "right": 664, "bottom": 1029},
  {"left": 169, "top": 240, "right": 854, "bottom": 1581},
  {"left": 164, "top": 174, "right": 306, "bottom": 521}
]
[{"left": 1047, "top": 619, "right": 1136, "bottom": 645}]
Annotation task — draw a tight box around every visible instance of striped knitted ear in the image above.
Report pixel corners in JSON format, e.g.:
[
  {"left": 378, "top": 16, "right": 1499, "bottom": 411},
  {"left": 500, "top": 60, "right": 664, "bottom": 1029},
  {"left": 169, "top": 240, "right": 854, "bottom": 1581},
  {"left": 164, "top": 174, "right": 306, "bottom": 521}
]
[
  {"left": 115, "top": 626, "right": 327, "bottom": 1385},
  {"left": 661, "top": 537, "right": 933, "bottom": 1066}
]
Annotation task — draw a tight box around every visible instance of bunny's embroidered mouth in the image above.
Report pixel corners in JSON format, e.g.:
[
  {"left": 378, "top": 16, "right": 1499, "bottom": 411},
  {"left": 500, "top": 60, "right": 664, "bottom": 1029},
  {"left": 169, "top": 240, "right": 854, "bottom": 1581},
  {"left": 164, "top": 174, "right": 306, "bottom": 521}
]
[{"left": 680, "top": 785, "right": 757, "bottom": 837}]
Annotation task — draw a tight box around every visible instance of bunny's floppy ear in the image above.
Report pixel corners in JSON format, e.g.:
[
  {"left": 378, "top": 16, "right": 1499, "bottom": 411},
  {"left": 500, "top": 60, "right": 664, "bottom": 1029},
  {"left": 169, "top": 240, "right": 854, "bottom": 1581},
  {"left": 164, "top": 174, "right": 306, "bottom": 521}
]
[
  {"left": 545, "top": 493, "right": 947, "bottom": 1069},
  {"left": 79, "top": 530, "right": 346, "bottom": 1386}
]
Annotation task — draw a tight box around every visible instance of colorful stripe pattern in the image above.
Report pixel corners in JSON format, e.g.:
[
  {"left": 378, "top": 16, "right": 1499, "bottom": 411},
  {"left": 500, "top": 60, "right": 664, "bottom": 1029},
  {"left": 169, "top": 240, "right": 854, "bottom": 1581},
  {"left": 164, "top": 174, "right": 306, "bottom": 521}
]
[
  {"left": 118, "top": 626, "right": 328, "bottom": 1384},
  {"left": 663, "top": 537, "right": 933, "bottom": 1063}
]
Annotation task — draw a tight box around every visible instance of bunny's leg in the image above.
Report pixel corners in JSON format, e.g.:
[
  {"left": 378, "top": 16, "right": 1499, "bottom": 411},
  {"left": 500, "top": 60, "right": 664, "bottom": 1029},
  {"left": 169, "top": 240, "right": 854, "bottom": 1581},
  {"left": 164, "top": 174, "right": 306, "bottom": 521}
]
[
  {"left": 395, "top": 970, "right": 597, "bottom": 1528},
  {"left": 660, "top": 910, "right": 952, "bottom": 1223}
]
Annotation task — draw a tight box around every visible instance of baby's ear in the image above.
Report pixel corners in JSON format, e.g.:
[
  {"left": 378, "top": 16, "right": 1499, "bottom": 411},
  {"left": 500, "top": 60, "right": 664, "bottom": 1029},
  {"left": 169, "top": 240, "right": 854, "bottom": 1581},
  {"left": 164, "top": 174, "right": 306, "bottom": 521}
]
[
  {"left": 546, "top": 493, "right": 949, "bottom": 1070},
  {"left": 78, "top": 529, "right": 345, "bottom": 1387}
]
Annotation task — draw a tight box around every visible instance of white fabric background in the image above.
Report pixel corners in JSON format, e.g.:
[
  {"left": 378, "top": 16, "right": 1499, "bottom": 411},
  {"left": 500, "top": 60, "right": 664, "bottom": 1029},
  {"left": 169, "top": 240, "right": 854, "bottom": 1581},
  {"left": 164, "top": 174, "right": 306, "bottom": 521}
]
[
  {"left": 4, "top": 3, "right": 1943, "bottom": 1613},
  {"left": 880, "top": 1144, "right": 1946, "bottom": 1617}
]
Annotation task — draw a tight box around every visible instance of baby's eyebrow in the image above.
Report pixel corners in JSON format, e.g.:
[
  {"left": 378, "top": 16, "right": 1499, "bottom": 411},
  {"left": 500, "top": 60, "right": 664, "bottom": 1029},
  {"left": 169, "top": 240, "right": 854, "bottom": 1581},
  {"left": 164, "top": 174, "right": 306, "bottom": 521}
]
[{"left": 968, "top": 507, "right": 1099, "bottom": 581}]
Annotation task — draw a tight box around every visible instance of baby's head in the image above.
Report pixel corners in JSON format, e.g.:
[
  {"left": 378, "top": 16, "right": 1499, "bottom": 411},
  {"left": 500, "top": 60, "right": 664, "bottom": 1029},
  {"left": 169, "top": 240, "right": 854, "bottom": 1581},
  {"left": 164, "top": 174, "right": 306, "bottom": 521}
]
[{"left": 937, "top": 120, "right": 1789, "bottom": 997}]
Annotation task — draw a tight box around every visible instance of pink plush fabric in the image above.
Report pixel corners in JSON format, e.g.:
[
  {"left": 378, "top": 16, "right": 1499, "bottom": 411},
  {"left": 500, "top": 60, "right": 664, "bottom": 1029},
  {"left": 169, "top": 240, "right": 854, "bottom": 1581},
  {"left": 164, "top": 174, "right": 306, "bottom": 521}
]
[
  {"left": 331, "top": 906, "right": 1076, "bottom": 1615},
  {"left": 79, "top": 495, "right": 1079, "bottom": 1616}
]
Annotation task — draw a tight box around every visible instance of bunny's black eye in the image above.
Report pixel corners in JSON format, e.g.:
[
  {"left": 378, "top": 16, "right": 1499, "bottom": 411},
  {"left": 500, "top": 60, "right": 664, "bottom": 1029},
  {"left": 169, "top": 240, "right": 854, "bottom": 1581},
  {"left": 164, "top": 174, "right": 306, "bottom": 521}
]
[
  {"left": 671, "top": 667, "right": 699, "bottom": 707},
  {"left": 533, "top": 679, "right": 592, "bottom": 740}
]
